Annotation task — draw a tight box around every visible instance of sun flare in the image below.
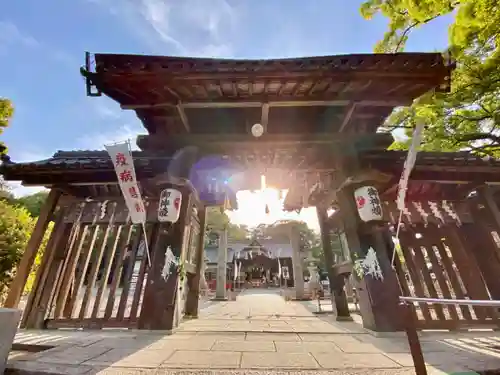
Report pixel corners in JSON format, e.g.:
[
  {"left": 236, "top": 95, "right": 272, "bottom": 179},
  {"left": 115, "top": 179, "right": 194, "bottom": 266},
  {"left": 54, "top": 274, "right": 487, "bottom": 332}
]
[{"left": 225, "top": 187, "right": 320, "bottom": 232}]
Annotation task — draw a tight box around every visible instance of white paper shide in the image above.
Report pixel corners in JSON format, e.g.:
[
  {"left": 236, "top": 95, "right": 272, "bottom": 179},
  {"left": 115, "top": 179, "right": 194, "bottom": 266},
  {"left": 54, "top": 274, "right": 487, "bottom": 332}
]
[
  {"left": 105, "top": 142, "right": 146, "bottom": 224},
  {"left": 158, "top": 188, "right": 182, "bottom": 223},
  {"left": 354, "top": 186, "right": 383, "bottom": 222},
  {"left": 356, "top": 247, "right": 384, "bottom": 281}
]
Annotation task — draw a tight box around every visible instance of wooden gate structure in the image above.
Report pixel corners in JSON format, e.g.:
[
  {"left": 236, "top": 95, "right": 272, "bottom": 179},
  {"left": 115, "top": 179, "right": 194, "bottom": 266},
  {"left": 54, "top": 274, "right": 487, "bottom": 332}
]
[
  {"left": 325, "top": 151, "right": 500, "bottom": 331},
  {"left": 3, "top": 51, "right": 500, "bottom": 332}
]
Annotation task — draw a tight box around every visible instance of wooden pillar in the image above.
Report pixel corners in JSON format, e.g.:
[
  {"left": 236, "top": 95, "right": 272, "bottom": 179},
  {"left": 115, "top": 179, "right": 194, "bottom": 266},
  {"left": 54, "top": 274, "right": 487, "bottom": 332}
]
[
  {"left": 185, "top": 205, "right": 207, "bottom": 317},
  {"left": 317, "top": 206, "right": 350, "bottom": 318},
  {"left": 290, "top": 224, "right": 305, "bottom": 299},
  {"left": 215, "top": 226, "right": 228, "bottom": 300},
  {"left": 138, "top": 187, "right": 192, "bottom": 330},
  {"left": 4, "top": 189, "right": 61, "bottom": 308},
  {"left": 338, "top": 186, "right": 404, "bottom": 332}
]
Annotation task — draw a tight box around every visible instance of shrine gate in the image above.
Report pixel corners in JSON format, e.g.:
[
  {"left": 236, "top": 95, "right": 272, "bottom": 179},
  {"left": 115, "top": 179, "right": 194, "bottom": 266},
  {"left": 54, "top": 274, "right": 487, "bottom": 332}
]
[{"left": 3, "top": 51, "right": 500, "bottom": 332}]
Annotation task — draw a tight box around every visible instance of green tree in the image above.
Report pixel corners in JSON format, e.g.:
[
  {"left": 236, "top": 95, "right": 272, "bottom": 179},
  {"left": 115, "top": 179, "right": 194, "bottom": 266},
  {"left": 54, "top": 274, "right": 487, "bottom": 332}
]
[
  {"left": 0, "top": 180, "right": 15, "bottom": 203},
  {"left": 360, "top": 0, "right": 500, "bottom": 156},
  {"left": 205, "top": 207, "right": 248, "bottom": 244},
  {"left": 15, "top": 191, "right": 49, "bottom": 217},
  {"left": 0, "top": 200, "right": 53, "bottom": 303},
  {"left": 0, "top": 97, "right": 14, "bottom": 154}
]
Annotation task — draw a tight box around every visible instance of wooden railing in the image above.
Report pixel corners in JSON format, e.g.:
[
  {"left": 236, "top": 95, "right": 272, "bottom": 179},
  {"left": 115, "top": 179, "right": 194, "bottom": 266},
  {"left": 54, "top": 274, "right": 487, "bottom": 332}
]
[{"left": 399, "top": 296, "right": 500, "bottom": 375}]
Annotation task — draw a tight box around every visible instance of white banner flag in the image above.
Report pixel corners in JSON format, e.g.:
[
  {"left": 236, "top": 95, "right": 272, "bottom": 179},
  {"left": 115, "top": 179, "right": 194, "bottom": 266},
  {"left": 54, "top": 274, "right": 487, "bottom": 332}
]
[
  {"left": 396, "top": 121, "right": 424, "bottom": 211},
  {"left": 105, "top": 142, "right": 146, "bottom": 224}
]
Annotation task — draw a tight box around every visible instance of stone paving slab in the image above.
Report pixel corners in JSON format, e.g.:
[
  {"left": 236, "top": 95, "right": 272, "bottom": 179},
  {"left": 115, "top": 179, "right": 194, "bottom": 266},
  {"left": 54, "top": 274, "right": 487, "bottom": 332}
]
[
  {"left": 212, "top": 340, "right": 276, "bottom": 352},
  {"left": 160, "top": 350, "right": 241, "bottom": 368},
  {"left": 7, "top": 289, "right": 500, "bottom": 374},
  {"left": 274, "top": 341, "right": 342, "bottom": 353},
  {"left": 312, "top": 353, "right": 401, "bottom": 369},
  {"left": 240, "top": 352, "right": 320, "bottom": 369}
]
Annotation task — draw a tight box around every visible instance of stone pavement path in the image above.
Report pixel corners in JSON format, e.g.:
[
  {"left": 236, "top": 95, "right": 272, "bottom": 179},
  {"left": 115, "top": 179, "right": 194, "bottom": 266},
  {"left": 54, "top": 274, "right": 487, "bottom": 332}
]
[{"left": 7, "top": 289, "right": 500, "bottom": 374}]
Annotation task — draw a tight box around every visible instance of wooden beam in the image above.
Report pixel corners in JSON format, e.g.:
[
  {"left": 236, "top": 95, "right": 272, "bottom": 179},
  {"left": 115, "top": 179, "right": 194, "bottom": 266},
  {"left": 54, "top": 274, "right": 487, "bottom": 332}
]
[
  {"left": 137, "top": 132, "right": 395, "bottom": 150},
  {"left": 4, "top": 188, "right": 62, "bottom": 308},
  {"left": 110, "top": 69, "right": 446, "bottom": 82},
  {"left": 122, "top": 99, "right": 406, "bottom": 110}
]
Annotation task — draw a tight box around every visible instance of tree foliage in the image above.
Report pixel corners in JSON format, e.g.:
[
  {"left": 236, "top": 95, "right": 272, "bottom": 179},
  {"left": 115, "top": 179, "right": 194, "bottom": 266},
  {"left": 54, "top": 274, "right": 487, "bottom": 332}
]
[
  {"left": 0, "top": 200, "right": 53, "bottom": 303},
  {"left": 361, "top": 0, "right": 500, "bottom": 156},
  {"left": 0, "top": 98, "right": 13, "bottom": 154},
  {"left": 205, "top": 207, "right": 248, "bottom": 244},
  {"left": 15, "top": 191, "right": 49, "bottom": 217}
]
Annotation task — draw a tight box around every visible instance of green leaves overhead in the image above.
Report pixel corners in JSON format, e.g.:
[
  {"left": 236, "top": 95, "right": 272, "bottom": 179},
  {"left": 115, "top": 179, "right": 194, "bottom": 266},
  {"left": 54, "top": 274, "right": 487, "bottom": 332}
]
[
  {"left": 360, "top": 0, "right": 500, "bottom": 156},
  {"left": 0, "top": 98, "right": 14, "bottom": 154}
]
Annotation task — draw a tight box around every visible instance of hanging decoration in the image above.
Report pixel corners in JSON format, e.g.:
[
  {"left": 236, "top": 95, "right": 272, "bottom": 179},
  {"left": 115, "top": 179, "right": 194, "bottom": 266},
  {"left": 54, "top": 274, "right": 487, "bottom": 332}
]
[
  {"left": 354, "top": 186, "right": 383, "bottom": 222},
  {"left": 105, "top": 140, "right": 150, "bottom": 266},
  {"left": 233, "top": 256, "right": 238, "bottom": 281},
  {"left": 105, "top": 141, "right": 147, "bottom": 224},
  {"left": 396, "top": 121, "right": 424, "bottom": 211},
  {"left": 161, "top": 246, "right": 180, "bottom": 280},
  {"left": 355, "top": 247, "right": 384, "bottom": 281},
  {"left": 391, "top": 119, "right": 425, "bottom": 267},
  {"left": 158, "top": 188, "right": 183, "bottom": 223}
]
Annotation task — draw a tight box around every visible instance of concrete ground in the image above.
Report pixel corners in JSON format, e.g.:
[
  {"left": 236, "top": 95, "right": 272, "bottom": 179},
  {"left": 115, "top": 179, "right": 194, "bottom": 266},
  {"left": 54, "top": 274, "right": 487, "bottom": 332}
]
[{"left": 7, "top": 289, "right": 500, "bottom": 374}]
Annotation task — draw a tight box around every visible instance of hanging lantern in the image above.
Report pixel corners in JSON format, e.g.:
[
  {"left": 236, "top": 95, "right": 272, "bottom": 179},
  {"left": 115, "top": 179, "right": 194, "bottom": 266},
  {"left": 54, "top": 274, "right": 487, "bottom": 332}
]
[
  {"left": 354, "top": 186, "right": 383, "bottom": 222},
  {"left": 158, "top": 188, "right": 182, "bottom": 223}
]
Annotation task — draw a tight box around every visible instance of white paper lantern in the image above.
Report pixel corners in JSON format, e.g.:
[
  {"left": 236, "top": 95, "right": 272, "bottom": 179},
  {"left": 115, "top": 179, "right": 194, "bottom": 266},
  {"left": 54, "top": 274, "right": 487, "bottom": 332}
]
[
  {"left": 354, "top": 186, "right": 383, "bottom": 222},
  {"left": 158, "top": 188, "right": 182, "bottom": 223}
]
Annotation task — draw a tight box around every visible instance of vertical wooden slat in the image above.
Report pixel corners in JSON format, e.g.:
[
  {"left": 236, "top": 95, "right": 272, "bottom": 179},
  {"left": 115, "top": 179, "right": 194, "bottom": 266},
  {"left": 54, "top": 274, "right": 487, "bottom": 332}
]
[
  {"left": 54, "top": 220, "right": 89, "bottom": 318},
  {"left": 391, "top": 237, "right": 420, "bottom": 323},
  {"left": 408, "top": 229, "right": 447, "bottom": 321},
  {"left": 444, "top": 226, "right": 494, "bottom": 320},
  {"left": 116, "top": 225, "right": 144, "bottom": 321},
  {"left": 66, "top": 224, "right": 100, "bottom": 317},
  {"left": 21, "top": 210, "right": 65, "bottom": 328},
  {"left": 32, "top": 223, "right": 74, "bottom": 328},
  {"left": 104, "top": 225, "right": 134, "bottom": 320},
  {"left": 5, "top": 189, "right": 61, "bottom": 308},
  {"left": 79, "top": 204, "right": 117, "bottom": 320},
  {"left": 62, "top": 226, "right": 90, "bottom": 319},
  {"left": 418, "top": 225, "right": 460, "bottom": 323},
  {"left": 129, "top": 225, "right": 156, "bottom": 320},
  {"left": 431, "top": 232, "right": 473, "bottom": 321},
  {"left": 91, "top": 225, "right": 124, "bottom": 319},
  {"left": 398, "top": 230, "right": 433, "bottom": 322}
]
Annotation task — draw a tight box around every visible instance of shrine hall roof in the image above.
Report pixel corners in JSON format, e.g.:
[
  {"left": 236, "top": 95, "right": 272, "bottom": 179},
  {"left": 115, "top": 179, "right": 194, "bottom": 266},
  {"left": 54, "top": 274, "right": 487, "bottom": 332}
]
[{"left": 83, "top": 52, "right": 453, "bottom": 136}]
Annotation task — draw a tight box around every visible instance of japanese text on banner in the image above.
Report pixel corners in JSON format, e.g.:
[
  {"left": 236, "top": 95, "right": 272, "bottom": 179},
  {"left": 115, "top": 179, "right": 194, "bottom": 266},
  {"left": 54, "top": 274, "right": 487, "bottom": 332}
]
[{"left": 105, "top": 142, "right": 146, "bottom": 224}]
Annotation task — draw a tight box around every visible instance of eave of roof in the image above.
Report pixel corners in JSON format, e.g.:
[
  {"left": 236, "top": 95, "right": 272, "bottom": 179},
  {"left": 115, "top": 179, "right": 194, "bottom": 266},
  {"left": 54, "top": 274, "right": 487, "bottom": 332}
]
[{"left": 85, "top": 52, "right": 454, "bottom": 135}]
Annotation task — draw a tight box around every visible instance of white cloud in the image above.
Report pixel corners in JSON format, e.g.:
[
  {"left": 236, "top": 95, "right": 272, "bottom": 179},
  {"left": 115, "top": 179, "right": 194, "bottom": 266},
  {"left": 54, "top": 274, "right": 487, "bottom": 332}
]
[
  {"left": 8, "top": 183, "right": 47, "bottom": 198},
  {"left": 77, "top": 123, "right": 145, "bottom": 150},
  {"left": 4, "top": 150, "right": 52, "bottom": 197},
  {"left": 91, "top": 98, "right": 122, "bottom": 120},
  {"left": 90, "top": 0, "right": 239, "bottom": 57},
  {"left": 0, "top": 21, "right": 40, "bottom": 51}
]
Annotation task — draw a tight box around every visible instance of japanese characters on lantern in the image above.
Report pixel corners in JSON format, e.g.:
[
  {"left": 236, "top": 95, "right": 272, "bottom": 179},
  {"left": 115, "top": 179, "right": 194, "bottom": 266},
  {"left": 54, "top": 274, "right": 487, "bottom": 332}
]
[
  {"left": 105, "top": 142, "right": 146, "bottom": 224},
  {"left": 354, "top": 186, "right": 383, "bottom": 222},
  {"left": 158, "top": 188, "right": 182, "bottom": 223}
]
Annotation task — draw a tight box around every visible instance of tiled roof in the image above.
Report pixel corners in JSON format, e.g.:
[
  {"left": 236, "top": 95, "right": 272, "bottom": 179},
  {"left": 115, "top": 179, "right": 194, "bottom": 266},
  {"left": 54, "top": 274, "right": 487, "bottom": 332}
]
[{"left": 204, "top": 241, "right": 293, "bottom": 264}]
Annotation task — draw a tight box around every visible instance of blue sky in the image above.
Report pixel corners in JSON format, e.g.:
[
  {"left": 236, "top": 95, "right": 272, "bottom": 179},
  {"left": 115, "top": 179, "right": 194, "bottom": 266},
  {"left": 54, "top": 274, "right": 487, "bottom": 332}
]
[{"left": 1, "top": 0, "right": 453, "bottom": 197}]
